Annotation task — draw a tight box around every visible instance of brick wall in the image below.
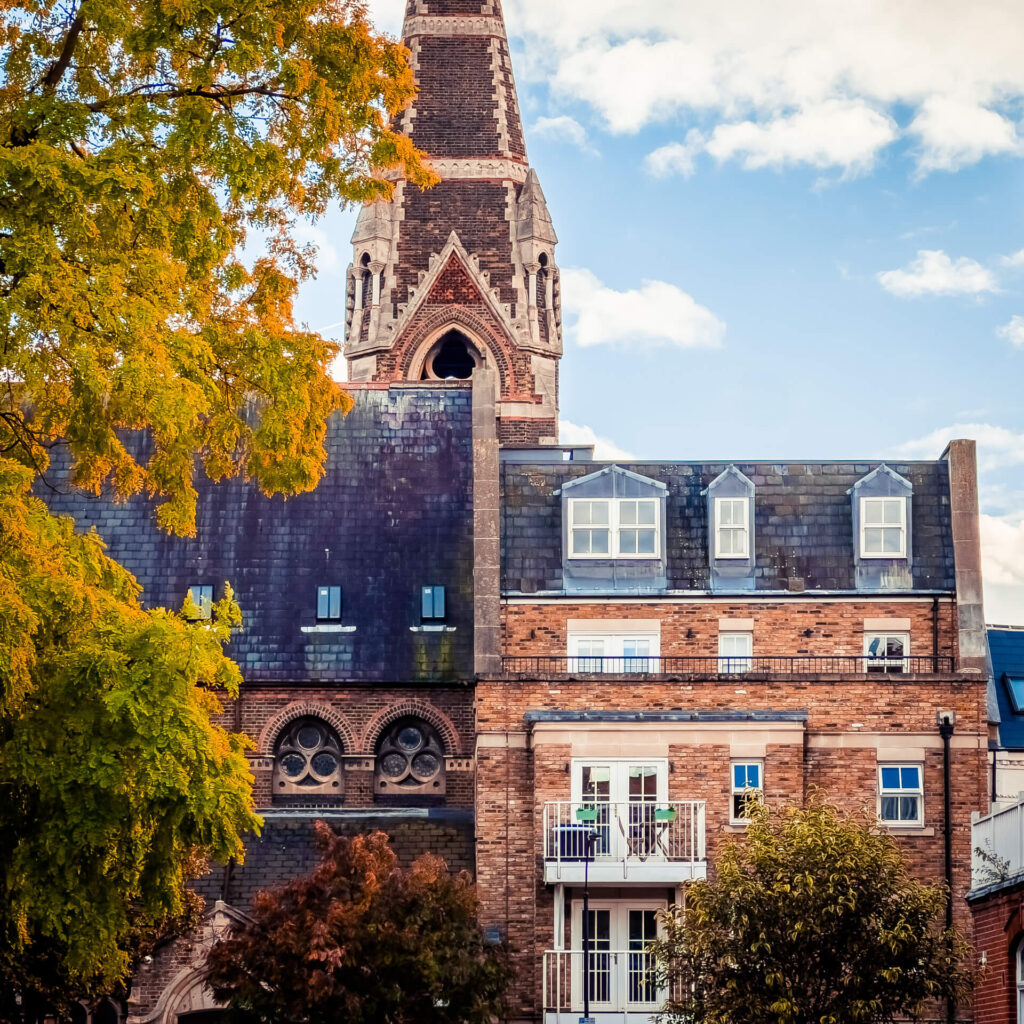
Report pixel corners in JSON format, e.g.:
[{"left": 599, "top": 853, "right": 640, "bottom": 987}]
[{"left": 971, "top": 883, "right": 1024, "bottom": 1024}]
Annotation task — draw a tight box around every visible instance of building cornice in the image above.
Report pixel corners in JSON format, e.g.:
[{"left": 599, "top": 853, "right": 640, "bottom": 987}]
[{"left": 404, "top": 15, "right": 507, "bottom": 38}]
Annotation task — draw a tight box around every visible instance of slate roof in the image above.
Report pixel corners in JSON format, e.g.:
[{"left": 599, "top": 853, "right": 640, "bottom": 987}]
[
  {"left": 990, "top": 628, "right": 1024, "bottom": 749},
  {"left": 42, "top": 385, "right": 476, "bottom": 683},
  {"left": 502, "top": 460, "right": 955, "bottom": 593}
]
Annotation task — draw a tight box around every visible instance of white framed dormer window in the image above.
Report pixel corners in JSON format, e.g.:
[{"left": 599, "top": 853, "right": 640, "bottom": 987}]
[
  {"left": 715, "top": 497, "right": 750, "bottom": 559},
  {"left": 865, "top": 632, "right": 909, "bottom": 674},
  {"left": 718, "top": 631, "right": 753, "bottom": 674},
  {"left": 878, "top": 764, "right": 923, "bottom": 826},
  {"left": 860, "top": 497, "right": 907, "bottom": 558},
  {"left": 568, "top": 621, "right": 661, "bottom": 673},
  {"left": 569, "top": 498, "right": 659, "bottom": 559}
]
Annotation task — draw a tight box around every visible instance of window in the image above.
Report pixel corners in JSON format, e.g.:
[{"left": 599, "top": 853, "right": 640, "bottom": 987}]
[
  {"left": 1006, "top": 676, "right": 1024, "bottom": 714},
  {"left": 865, "top": 633, "right": 908, "bottom": 673},
  {"left": 568, "top": 631, "right": 660, "bottom": 673},
  {"left": 715, "top": 497, "right": 750, "bottom": 558},
  {"left": 188, "top": 584, "right": 213, "bottom": 621},
  {"left": 571, "top": 760, "right": 667, "bottom": 860},
  {"left": 878, "top": 764, "right": 923, "bottom": 826},
  {"left": 317, "top": 586, "right": 342, "bottom": 622},
  {"left": 273, "top": 717, "right": 344, "bottom": 803},
  {"left": 860, "top": 497, "right": 907, "bottom": 558},
  {"left": 421, "top": 585, "right": 446, "bottom": 621},
  {"left": 718, "top": 632, "right": 753, "bottom": 674},
  {"left": 375, "top": 718, "right": 446, "bottom": 800},
  {"left": 569, "top": 498, "right": 659, "bottom": 559},
  {"left": 731, "top": 761, "right": 763, "bottom": 822}
]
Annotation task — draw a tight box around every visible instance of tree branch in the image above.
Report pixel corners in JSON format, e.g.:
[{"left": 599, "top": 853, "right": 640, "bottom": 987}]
[{"left": 40, "top": 12, "right": 85, "bottom": 94}]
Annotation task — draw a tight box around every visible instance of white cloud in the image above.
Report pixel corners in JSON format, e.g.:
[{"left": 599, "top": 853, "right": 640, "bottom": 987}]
[
  {"left": 294, "top": 222, "right": 340, "bottom": 272},
  {"left": 896, "top": 423, "right": 1024, "bottom": 473},
  {"left": 909, "top": 96, "right": 1022, "bottom": 173},
  {"left": 982, "top": 513, "right": 1024, "bottom": 588},
  {"left": 558, "top": 420, "right": 637, "bottom": 460},
  {"left": 501, "top": 0, "right": 1024, "bottom": 175},
  {"left": 1002, "top": 249, "right": 1024, "bottom": 268},
  {"left": 702, "top": 100, "right": 898, "bottom": 174},
  {"left": 561, "top": 267, "right": 726, "bottom": 349},
  {"left": 532, "top": 115, "right": 597, "bottom": 154},
  {"left": 876, "top": 250, "right": 999, "bottom": 298},
  {"left": 998, "top": 316, "right": 1024, "bottom": 347},
  {"left": 646, "top": 130, "right": 704, "bottom": 178}
]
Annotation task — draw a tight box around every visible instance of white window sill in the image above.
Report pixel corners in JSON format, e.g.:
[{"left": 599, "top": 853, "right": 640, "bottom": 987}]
[
  {"left": 883, "top": 824, "right": 933, "bottom": 836},
  {"left": 410, "top": 625, "right": 457, "bottom": 633},
  {"left": 723, "top": 822, "right": 750, "bottom": 832},
  {"left": 301, "top": 625, "right": 357, "bottom": 634},
  {"left": 859, "top": 553, "right": 908, "bottom": 560}
]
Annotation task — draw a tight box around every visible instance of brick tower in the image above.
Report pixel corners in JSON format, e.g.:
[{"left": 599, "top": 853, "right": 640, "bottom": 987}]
[{"left": 344, "top": 0, "right": 561, "bottom": 445}]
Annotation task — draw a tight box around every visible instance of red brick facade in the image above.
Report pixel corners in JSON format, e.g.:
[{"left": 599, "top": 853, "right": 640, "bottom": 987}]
[{"left": 972, "top": 884, "right": 1024, "bottom": 1024}]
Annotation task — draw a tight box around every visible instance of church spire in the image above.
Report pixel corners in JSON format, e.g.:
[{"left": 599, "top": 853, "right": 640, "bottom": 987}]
[{"left": 345, "top": 0, "right": 562, "bottom": 446}]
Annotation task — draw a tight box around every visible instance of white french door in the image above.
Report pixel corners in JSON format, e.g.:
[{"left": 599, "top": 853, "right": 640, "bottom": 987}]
[
  {"left": 573, "top": 760, "right": 667, "bottom": 860},
  {"left": 570, "top": 901, "right": 665, "bottom": 1011}
]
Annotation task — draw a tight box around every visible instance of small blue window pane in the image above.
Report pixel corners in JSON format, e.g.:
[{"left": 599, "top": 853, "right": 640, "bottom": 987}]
[
  {"left": 900, "top": 766, "right": 920, "bottom": 789},
  {"left": 733, "top": 763, "right": 760, "bottom": 789},
  {"left": 189, "top": 585, "right": 213, "bottom": 619},
  {"left": 747, "top": 764, "right": 760, "bottom": 788},
  {"left": 317, "top": 586, "right": 342, "bottom": 621},
  {"left": 880, "top": 767, "right": 900, "bottom": 789},
  {"left": 422, "top": 586, "right": 446, "bottom": 621},
  {"left": 733, "top": 764, "right": 744, "bottom": 788},
  {"left": 1007, "top": 677, "right": 1024, "bottom": 713}
]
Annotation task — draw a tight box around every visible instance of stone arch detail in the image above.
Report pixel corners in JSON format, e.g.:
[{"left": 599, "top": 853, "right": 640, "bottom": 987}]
[
  {"left": 361, "top": 701, "right": 462, "bottom": 757},
  {"left": 145, "top": 967, "right": 221, "bottom": 1024},
  {"left": 257, "top": 701, "right": 358, "bottom": 757}
]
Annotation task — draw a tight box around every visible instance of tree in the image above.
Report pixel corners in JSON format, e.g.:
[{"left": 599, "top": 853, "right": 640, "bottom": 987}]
[
  {"left": 0, "top": 459, "right": 259, "bottom": 1023},
  {"left": 0, "top": 2, "right": 434, "bottom": 1013},
  {"left": 651, "top": 800, "right": 971, "bottom": 1024},
  {"left": 205, "top": 827, "right": 511, "bottom": 1024},
  {"left": 1, "top": 0, "right": 435, "bottom": 535}
]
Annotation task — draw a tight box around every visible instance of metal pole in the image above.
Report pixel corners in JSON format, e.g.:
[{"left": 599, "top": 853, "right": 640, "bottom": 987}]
[
  {"left": 939, "top": 713, "right": 955, "bottom": 1024},
  {"left": 583, "top": 830, "right": 594, "bottom": 1020}
]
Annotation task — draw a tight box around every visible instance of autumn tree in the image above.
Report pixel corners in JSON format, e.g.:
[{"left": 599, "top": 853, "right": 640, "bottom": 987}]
[
  {"left": 205, "top": 828, "right": 511, "bottom": 1024},
  {"left": 651, "top": 800, "right": 971, "bottom": 1024},
  {"left": 0, "top": 0, "right": 434, "bottom": 1015}
]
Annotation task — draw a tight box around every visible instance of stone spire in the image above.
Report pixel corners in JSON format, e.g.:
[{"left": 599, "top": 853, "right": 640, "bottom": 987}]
[{"left": 344, "top": 0, "right": 562, "bottom": 446}]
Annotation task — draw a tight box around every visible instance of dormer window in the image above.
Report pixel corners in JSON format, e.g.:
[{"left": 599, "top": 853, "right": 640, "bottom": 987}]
[
  {"left": 421, "top": 585, "right": 446, "bottom": 622},
  {"left": 569, "top": 498, "right": 659, "bottom": 559},
  {"left": 714, "top": 497, "right": 749, "bottom": 558},
  {"left": 860, "top": 497, "right": 907, "bottom": 558},
  {"left": 317, "top": 586, "right": 342, "bottom": 623},
  {"left": 188, "top": 584, "right": 213, "bottom": 621}
]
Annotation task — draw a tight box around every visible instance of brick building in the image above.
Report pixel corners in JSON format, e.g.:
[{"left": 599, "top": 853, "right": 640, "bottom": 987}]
[{"left": 41, "top": 2, "right": 996, "bottom": 1023}]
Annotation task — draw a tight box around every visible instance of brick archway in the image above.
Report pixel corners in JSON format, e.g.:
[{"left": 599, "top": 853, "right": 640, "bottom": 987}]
[
  {"left": 257, "top": 701, "right": 358, "bottom": 756},
  {"left": 361, "top": 701, "right": 462, "bottom": 756}
]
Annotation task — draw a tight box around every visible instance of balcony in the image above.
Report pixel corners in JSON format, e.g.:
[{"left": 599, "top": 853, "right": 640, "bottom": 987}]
[
  {"left": 503, "top": 654, "right": 956, "bottom": 679},
  {"left": 972, "top": 796, "right": 1024, "bottom": 891},
  {"left": 543, "top": 801, "right": 706, "bottom": 884},
  {"left": 543, "top": 948, "right": 672, "bottom": 1024}
]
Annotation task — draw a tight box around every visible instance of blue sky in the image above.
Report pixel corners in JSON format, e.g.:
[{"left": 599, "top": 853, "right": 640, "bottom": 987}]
[{"left": 294, "top": 0, "right": 1024, "bottom": 623}]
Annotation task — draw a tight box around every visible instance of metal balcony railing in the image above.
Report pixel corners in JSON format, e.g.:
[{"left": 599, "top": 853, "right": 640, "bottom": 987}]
[
  {"left": 972, "top": 797, "right": 1024, "bottom": 889},
  {"left": 543, "top": 948, "right": 671, "bottom": 1016},
  {"left": 544, "top": 801, "right": 706, "bottom": 867},
  {"left": 502, "top": 655, "right": 955, "bottom": 676}
]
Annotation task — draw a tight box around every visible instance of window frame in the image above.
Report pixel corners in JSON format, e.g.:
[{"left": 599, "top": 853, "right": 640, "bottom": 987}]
[
  {"left": 714, "top": 497, "right": 750, "bottom": 560},
  {"left": 864, "top": 632, "right": 910, "bottom": 673},
  {"left": 718, "top": 631, "right": 753, "bottom": 674},
  {"left": 730, "top": 760, "right": 764, "bottom": 824},
  {"left": 568, "top": 497, "right": 661, "bottom": 560},
  {"left": 1006, "top": 675, "right": 1024, "bottom": 714},
  {"left": 567, "top": 631, "right": 661, "bottom": 673},
  {"left": 316, "top": 585, "right": 343, "bottom": 623},
  {"left": 859, "top": 497, "right": 908, "bottom": 559},
  {"left": 877, "top": 763, "right": 924, "bottom": 827},
  {"left": 421, "top": 585, "right": 446, "bottom": 622}
]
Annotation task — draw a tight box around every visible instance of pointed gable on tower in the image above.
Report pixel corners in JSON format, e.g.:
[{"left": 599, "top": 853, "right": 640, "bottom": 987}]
[{"left": 345, "top": 0, "right": 562, "bottom": 446}]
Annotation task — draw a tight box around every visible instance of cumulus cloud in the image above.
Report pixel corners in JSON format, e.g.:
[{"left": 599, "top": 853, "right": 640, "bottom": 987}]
[
  {"left": 876, "top": 250, "right": 1000, "bottom": 298},
  {"left": 531, "top": 115, "right": 598, "bottom": 154},
  {"left": 896, "top": 423, "right": 1024, "bottom": 472},
  {"left": 702, "top": 100, "right": 898, "bottom": 174},
  {"left": 998, "top": 316, "right": 1024, "bottom": 347},
  {"left": 499, "top": 0, "right": 1024, "bottom": 175},
  {"left": 1003, "top": 249, "right": 1024, "bottom": 268},
  {"left": 559, "top": 420, "right": 637, "bottom": 460},
  {"left": 981, "top": 513, "right": 1024, "bottom": 588},
  {"left": 909, "top": 96, "right": 1022, "bottom": 173},
  {"left": 646, "top": 130, "right": 704, "bottom": 178},
  {"left": 561, "top": 267, "right": 726, "bottom": 349}
]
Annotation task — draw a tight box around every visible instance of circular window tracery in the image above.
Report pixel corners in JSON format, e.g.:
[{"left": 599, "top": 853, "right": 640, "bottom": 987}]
[
  {"left": 272, "top": 717, "right": 344, "bottom": 804},
  {"left": 375, "top": 717, "right": 446, "bottom": 802},
  {"left": 420, "top": 329, "right": 481, "bottom": 381}
]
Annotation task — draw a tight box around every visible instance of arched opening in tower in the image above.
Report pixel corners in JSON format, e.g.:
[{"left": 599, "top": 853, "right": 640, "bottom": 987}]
[{"left": 422, "top": 329, "right": 479, "bottom": 380}]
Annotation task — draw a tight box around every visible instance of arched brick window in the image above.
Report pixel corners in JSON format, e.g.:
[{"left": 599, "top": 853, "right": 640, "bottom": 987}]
[
  {"left": 375, "top": 717, "right": 446, "bottom": 803},
  {"left": 272, "top": 717, "right": 344, "bottom": 805}
]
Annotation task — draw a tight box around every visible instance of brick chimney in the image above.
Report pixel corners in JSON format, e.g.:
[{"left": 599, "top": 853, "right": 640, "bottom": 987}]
[{"left": 345, "top": 0, "right": 561, "bottom": 446}]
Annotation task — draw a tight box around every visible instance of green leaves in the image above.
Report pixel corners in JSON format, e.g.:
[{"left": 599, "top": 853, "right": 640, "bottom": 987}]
[
  {"left": 652, "top": 801, "right": 971, "bottom": 1024},
  {"left": 1, "top": 0, "right": 436, "bottom": 536}
]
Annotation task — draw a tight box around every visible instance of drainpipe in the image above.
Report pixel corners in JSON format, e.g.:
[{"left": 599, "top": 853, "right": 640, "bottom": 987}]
[
  {"left": 932, "top": 597, "right": 940, "bottom": 672},
  {"left": 938, "top": 710, "right": 956, "bottom": 1024}
]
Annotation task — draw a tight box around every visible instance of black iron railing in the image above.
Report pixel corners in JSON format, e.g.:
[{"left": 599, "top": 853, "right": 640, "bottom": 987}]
[{"left": 500, "top": 655, "right": 956, "bottom": 676}]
